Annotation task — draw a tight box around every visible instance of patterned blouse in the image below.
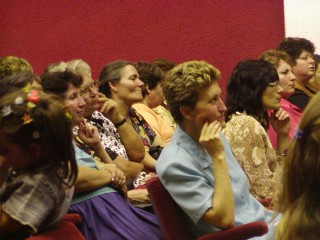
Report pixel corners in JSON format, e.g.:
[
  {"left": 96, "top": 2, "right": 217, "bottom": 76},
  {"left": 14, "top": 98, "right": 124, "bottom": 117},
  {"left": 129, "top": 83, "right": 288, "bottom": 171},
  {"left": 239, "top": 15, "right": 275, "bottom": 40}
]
[
  {"left": 133, "top": 103, "right": 173, "bottom": 143},
  {"left": 129, "top": 107, "right": 162, "bottom": 160},
  {"left": 0, "top": 167, "right": 73, "bottom": 237},
  {"left": 223, "top": 112, "right": 281, "bottom": 199},
  {"left": 88, "top": 111, "right": 128, "bottom": 160}
]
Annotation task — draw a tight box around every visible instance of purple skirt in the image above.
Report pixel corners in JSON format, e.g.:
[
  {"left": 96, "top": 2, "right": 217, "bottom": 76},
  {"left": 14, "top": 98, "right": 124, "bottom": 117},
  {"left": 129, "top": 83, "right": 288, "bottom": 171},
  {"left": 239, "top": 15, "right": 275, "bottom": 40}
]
[{"left": 69, "top": 192, "right": 163, "bottom": 240}]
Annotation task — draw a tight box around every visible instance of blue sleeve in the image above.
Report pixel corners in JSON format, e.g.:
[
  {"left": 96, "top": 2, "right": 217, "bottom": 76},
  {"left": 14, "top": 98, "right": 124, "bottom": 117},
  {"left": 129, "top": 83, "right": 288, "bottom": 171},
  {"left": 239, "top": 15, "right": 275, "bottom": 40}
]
[{"left": 157, "top": 149, "right": 214, "bottom": 224}]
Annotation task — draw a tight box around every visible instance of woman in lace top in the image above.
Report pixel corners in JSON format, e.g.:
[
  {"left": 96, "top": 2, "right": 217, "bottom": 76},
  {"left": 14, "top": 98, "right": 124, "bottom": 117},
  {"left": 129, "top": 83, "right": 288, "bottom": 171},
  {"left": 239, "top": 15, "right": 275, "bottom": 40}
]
[{"left": 223, "top": 59, "right": 290, "bottom": 199}]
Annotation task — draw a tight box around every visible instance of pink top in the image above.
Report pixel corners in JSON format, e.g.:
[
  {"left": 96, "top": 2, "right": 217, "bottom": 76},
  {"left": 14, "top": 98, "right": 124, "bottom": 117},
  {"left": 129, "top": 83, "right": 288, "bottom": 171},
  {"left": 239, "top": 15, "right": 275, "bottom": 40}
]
[
  {"left": 268, "top": 98, "right": 303, "bottom": 148},
  {"left": 132, "top": 103, "right": 174, "bottom": 143}
]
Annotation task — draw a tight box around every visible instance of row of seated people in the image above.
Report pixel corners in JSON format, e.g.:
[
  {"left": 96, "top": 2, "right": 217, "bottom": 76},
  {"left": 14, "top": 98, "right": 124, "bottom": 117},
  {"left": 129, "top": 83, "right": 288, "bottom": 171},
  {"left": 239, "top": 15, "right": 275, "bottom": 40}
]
[{"left": 0, "top": 36, "right": 319, "bottom": 239}]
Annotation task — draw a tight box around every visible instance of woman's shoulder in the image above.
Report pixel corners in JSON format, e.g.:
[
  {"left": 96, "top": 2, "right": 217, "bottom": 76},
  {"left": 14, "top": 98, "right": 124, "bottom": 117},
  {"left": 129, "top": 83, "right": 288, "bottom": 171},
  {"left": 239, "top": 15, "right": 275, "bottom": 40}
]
[
  {"left": 226, "top": 112, "right": 260, "bottom": 128},
  {"left": 224, "top": 112, "right": 265, "bottom": 139}
]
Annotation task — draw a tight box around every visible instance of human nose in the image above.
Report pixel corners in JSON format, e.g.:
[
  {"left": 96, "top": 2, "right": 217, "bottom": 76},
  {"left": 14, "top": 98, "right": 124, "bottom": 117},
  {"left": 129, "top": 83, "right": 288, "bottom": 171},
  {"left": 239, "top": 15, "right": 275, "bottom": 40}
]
[
  {"left": 309, "top": 56, "right": 315, "bottom": 64},
  {"left": 79, "top": 96, "right": 86, "bottom": 107},
  {"left": 218, "top": 98, "right": 227, "bottom": 112},
  {"left": 89, "top": 87, "right": 99, "bottom": 97},
  {"left": 289, "top": 71, "right": 296, "bottom": 81},
  {"left": 136, "top": 78, "right": 145, "bottom": 87}
]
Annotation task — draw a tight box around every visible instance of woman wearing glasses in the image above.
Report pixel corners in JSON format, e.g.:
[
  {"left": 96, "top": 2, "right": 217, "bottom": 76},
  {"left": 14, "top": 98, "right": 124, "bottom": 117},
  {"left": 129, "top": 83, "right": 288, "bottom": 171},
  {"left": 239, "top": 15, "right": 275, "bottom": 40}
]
[
  {"left": 223, "top": 59, "right": 290, "bottom": 200},
  {"left": 260, "top": 50, "right": 302, "bottom": 148}
]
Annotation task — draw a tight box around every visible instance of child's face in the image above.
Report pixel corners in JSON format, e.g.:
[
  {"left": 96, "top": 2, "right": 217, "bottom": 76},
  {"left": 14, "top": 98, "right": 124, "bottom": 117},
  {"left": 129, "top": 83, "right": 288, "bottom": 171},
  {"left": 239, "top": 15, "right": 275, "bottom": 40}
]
[{"left": 0, "top": 129, "right": 33, "bottom": 171}]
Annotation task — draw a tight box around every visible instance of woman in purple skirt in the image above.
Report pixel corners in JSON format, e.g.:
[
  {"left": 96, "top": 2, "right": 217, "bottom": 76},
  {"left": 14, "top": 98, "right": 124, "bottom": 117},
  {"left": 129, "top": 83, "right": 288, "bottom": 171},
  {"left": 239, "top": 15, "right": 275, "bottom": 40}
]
[{"left": 41, "top": 70, "right": 163, "bottom": 240}]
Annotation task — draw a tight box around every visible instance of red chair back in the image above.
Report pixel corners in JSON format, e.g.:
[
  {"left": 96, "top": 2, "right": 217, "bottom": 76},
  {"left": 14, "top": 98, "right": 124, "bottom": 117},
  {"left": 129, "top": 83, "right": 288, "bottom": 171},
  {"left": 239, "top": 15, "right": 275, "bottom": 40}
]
[
  {"left": 146, "top": 177, "right": 269, "bottom": 240},
  {"left": 146, "top": 176, "right": 194, "bottom": 240},
  {"left": 26, "top": 214, "right": 85, "bottom": 240}
]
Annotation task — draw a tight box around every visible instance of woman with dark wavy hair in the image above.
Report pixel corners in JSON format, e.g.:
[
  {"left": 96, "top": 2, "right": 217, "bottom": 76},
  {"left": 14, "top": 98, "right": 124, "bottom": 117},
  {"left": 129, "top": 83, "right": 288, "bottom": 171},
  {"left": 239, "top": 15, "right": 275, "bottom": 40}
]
[{"left": 223, "top": 59, "right": 290, "bottom": 200}]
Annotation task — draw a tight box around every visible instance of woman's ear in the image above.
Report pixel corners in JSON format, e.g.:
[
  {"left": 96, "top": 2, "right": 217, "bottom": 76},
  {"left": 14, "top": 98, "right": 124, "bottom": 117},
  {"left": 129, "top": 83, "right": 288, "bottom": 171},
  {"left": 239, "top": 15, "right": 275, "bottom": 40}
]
[
  {"left": 180, "top": 106, "right": 193, "bottom": 120},
  {"left": 146, "top": 85, "right": 152, "bottom": 96},
  {"left": 108, "top": 81, "right": 118, "bottom": 93}
]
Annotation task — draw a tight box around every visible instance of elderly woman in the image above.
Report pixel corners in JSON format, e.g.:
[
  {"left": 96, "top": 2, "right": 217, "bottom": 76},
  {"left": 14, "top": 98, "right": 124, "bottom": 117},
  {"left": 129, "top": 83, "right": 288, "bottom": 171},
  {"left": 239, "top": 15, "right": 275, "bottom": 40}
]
[
  {"left": 276, "top": 37, "right": 316, "bottom": 110},
  {"left": 260, "top": 50, "right": 303, "bottom": 147},
  {"left": 99, "top": 61, "right": 166, "bottom": 173},
  {"left": 66, "top": 59, "right": 145, "bottom": 182},
  {"left": 133, "top": 61, "right": 174, "bottom": 143},
  {"left": 41, "top": 70, "right": 163, "bottom": 240},
  {"left": 223, "top": 59, "right": 290, "bottom": 200},
  {"left": 156, "top": 60, "right": 277, "bottom": 239}
]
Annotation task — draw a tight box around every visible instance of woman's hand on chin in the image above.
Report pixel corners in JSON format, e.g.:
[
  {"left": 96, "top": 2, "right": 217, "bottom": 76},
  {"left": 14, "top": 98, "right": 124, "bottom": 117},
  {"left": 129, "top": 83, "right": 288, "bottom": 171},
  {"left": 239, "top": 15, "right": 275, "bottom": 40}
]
[
  {"left": 98, "top": 92, "right": 124, "bottom": 123},
  {"left": 78, "top": 120, "right": 101, "bottom": 149}
]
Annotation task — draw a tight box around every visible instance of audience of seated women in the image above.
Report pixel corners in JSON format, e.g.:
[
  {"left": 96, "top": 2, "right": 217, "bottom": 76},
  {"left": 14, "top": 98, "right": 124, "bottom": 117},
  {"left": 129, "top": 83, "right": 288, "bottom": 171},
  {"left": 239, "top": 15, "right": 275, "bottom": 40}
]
[
  {"left": 223, "top": 59, "right": 290, "bottom": 199},
  {"left": 54, "top": 60, "right": 145, "bottom": 183},
  {"left": 41, "top": 70, "right": 163, "bottom": 240},
  {"left": 156, "top": 60, "right": 278, "bottom": 239},
  {"left": 4, "top": 38, "right": 320, "bottom": 238}
]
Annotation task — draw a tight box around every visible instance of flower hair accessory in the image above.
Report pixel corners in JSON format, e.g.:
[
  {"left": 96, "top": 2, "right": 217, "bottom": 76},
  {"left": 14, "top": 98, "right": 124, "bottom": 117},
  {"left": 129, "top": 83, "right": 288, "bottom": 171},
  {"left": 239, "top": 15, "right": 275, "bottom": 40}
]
[
  {"left": 294, "top": 129, "right": 304, "bottom": 139},
  {"left": 27, "top": 89, "right": 40, "bottom": 109}
]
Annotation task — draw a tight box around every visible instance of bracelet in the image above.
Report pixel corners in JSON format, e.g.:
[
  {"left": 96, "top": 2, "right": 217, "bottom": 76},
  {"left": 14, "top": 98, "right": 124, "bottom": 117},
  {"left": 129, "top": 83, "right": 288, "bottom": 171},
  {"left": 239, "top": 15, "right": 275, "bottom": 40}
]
[{"left": 114, "top": 118, "right": 126, "bottom": 128}]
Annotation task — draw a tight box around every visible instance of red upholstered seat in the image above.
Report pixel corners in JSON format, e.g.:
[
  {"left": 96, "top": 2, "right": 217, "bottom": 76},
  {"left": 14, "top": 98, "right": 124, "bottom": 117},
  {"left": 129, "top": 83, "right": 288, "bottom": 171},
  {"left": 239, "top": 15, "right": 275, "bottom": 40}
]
[
  {"left": 146, "top": 177, "right": 268, "bottom": 240},
  {"left": 26, "top": 213, "right": 85, "bottom": 240}
]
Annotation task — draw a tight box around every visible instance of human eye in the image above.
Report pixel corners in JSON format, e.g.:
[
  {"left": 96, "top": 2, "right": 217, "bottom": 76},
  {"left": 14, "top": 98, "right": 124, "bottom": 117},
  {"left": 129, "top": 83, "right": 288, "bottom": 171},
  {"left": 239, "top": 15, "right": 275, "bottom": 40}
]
[
  {"left": 280, "top": 69, "right": 289, "bottom": 75},
  {"left": 69, "top": 93, "right": 78, "bottom": 100},
  {"left": 80, "top": 87, "right": 89, "bottom": 96},
  {"left": 300, "top": 55, "right": 308, "bottom": 60},
  {"left": 209, "top": 96, "right": 219, "bottom": 103}
]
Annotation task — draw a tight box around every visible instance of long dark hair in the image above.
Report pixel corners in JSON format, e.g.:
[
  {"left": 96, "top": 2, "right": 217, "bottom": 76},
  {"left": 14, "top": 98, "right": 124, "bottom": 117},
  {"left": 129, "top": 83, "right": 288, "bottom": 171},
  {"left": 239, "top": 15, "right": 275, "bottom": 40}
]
[
  {"left": 0, "top": 90, "right": 78, "bottom": 186},
  {"left": 225, "top": 59, "right": 279, "bottom": 129}
]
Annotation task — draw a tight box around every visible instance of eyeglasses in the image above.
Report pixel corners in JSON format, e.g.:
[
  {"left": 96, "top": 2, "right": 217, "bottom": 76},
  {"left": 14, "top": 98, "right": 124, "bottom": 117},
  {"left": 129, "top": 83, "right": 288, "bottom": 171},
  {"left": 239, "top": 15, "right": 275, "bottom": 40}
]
[
  {"left": 80, "top": 81, "right": 99, "bottom": 98},
  {"left": 268, "top": 81, "right": 280, "bottom": 89}
]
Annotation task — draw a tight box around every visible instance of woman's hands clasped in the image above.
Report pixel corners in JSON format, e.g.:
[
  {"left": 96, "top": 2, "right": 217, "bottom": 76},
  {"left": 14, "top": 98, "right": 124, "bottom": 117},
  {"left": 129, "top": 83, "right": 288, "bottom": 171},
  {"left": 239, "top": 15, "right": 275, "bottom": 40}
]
[{"left": 99, "top": 163, "right": 127, "bottom": 197}]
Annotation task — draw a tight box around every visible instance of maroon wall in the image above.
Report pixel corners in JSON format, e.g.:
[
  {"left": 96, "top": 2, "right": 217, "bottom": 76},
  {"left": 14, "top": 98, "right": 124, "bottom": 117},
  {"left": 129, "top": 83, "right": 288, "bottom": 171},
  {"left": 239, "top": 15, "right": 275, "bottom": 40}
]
[{"left": 0, "top": 0, "right": 284, "bottom": 96}]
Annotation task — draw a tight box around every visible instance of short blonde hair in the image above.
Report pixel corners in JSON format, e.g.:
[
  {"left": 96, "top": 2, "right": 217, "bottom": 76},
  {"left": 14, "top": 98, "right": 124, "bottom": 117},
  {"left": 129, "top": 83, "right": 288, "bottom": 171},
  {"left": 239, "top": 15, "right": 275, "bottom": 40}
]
[
  {"left": 163, "top": 60, "right": 220, "bottom": 125},
  {"left": 0, "top": 56, "right": 33, "bottom": 79}
]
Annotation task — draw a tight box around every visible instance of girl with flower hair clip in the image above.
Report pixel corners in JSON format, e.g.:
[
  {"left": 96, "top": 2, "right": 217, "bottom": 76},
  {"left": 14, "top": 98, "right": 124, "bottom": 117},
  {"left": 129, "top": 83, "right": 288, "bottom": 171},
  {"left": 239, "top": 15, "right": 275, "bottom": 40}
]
[
  {"left": 0, "top": 89, "right": 77, "bottom": 239},
  {"left": 275, "top": 92, "right": 320, "bottom": 239}
]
